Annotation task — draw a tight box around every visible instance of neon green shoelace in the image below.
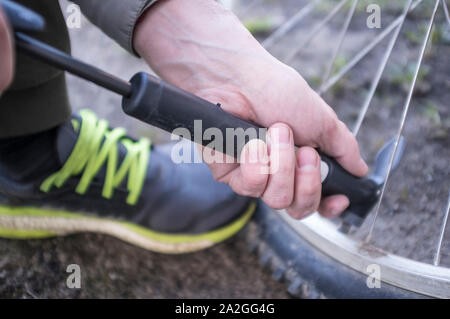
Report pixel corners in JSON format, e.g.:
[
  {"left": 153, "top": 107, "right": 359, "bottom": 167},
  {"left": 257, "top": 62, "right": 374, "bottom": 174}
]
[{"left": 41, "top": 109, "right": 150, "bottom": 205}]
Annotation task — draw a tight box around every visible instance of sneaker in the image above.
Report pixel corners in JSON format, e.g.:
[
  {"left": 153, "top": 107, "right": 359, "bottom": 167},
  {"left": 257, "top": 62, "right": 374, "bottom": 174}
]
[{"left": 0, "top": 109, "right": 255, "bottom": 253}]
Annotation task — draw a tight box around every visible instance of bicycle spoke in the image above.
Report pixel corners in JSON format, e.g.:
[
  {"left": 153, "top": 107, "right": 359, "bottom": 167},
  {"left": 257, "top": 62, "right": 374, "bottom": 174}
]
[
  {"left": 285, "top": 0, "right": 349, "bottom": 64},
  {"left": 319, "top": 0, "right": 358, "bottom": 94},
  {"left": 353, "top": 0, "right": 413, "bottom": 135},
  {"left": 433, "top": 192, "right": 450, "bottom": 266},
  {"left": 365, "top": 0, "right": 441, "bottom": 243},
  {"left": 319, "top": 0, "right": 423, "bottom": 95},
  {"left": 262, "top": 0, "right": 323, "bottom": 49},
  {"left": 443, "top": 0, "right": 450, "bottom": 27},
  {"left": 238, "top": 0, "right": 260, "bottom": 17}
]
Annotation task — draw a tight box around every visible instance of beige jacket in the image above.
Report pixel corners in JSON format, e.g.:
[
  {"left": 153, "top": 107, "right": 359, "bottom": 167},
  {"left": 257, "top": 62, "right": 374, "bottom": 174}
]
[{"left": 72, "top": 0, "right": 159, "bottom": 54}]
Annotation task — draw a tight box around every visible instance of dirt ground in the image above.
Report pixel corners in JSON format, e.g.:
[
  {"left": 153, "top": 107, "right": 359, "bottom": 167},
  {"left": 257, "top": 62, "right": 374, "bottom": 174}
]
[{"left": 0, "top": 0, "right": 448, "bottom": 298}]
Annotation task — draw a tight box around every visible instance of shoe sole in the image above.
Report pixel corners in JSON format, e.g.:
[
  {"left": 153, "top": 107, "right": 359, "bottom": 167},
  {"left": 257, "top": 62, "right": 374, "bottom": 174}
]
[{"left": 0, "top": 201, "right": 256, "bottom": 254}]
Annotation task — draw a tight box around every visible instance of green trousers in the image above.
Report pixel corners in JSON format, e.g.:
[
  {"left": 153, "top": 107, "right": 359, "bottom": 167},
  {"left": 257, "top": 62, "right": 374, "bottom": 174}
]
[{"left": 0, "top": 0, "right": 71, "bottom": 138}]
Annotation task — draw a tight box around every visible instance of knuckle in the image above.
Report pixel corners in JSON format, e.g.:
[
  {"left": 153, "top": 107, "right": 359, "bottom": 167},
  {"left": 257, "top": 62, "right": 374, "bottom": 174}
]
[
  {"left": 348, "top": 134, "right": 360, "bottom": 153},
  {"left": 264, "top": 193, "right": 293, "bottom": 210},
  {"left": 302, "top": 204, "right": 318, "bottom": 216},
  {"left": 286, "top": 208, "right": 304, "bottom": 220},
  {"left": 274, "top": 162, "right": 292, "bottom": 175},
  {"left": 326, "top": 107, "right": 339, "bottom": 123},
  {"left": 339, "top": 129, "right": 360, "bottom": 160},
  {"left": 240, "top": 189, "right": 263, "bottom": 198},
  {"left": 321, "top": 115, "right": 339, "bottom": 142},
  {"left": 242, "top": 176, "right": 267, "bottom": 197},
  {"left": 245, "top": 172, "right": 267, "bottom": 188},
  {"left": 271, "top": 153, "right": 295, "bottom": 175},
  {"left": 287, "top": 207, "right": 310, "bottom": 220},
  {"left": 299, "top": 179, "right": 321, "bottom": 197},
  {"left": 226, "top": 173, "right": 265, "bottom": 198},
  {"left": 232, "top": 178, "right": 264, "bottom": 198},
  {"left": 297, "top": 201, "right": 320, "bottom": 218}
]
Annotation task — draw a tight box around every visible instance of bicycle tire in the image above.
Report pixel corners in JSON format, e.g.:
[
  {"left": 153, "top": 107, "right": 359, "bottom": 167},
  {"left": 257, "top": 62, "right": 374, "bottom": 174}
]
[{"left": 245, "top": 203, "right": 439, "bottom": 298}]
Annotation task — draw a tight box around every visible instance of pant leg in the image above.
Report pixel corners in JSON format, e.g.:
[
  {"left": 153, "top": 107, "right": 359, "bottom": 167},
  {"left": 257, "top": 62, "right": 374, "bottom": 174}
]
[{"left": 0, "top": 0, "right": 71, "bottom": 138}]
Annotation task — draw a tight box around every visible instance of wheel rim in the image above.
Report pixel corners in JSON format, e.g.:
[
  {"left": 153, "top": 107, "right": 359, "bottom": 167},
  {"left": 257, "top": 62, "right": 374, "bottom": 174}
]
[{"left": 280, "top": 211, "right": 450, "bottom": 298}]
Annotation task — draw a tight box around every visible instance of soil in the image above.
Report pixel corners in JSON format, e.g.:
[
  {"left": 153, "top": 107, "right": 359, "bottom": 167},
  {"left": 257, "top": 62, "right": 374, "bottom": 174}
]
[{"left": 0, "top": 0, "right": 448, "bottom": 298}]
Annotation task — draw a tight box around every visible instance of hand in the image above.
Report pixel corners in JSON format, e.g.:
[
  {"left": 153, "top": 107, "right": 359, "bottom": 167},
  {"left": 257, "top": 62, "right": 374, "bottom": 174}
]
[
  {"left": 0, "top": 5, "right": 14, "bottom": 92},
  {"left": 134, "top": 0, "right": 368, "bottom": 219}
]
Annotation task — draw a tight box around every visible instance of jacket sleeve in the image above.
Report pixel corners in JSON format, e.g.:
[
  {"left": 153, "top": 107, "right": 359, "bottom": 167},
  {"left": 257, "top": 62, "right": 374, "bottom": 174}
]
[{"left": 71, "top": 0, "right": 159, "bottom": 55}]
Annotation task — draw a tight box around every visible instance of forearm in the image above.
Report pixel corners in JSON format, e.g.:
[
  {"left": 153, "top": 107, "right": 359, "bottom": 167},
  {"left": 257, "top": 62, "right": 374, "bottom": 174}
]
[{"left": 133, "top": 0, "right": 287, "bottom": 120}]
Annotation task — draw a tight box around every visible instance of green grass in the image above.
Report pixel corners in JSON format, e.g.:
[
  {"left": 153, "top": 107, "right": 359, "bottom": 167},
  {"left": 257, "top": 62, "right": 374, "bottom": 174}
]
[
  {"left": 332, "top": 56, "right": 349, "bottom": 74},
  {"left": 406, "top": 23, "right": 444, "bottom": 48},
  {"left": 243, "top": 17, "right": 275, "bottom": 35},
  {"left": 390, "top": 63, "right": 430, "bottom": 86},
  {"left": 420, "top": 101, "right": 441, "bottom": 126}
]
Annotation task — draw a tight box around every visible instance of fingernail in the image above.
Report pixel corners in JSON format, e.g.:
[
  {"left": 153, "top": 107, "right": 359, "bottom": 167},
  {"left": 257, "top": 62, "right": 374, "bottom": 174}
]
[
  {"left": 297, "top": 148, "right": 318, "bottom": 172},
  {"left": 270, "top": 125, "right": 290, "bottom": 145}
]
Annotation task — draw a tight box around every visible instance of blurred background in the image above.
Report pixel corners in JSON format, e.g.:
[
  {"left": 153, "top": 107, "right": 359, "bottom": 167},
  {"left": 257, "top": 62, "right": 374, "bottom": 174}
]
[{"left": 0, "top": 0, "right": 448, "bottom": 298}]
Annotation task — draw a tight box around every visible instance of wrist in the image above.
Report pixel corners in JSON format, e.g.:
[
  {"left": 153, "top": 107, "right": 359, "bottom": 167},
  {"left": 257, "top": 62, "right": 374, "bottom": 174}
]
[
  {"left": 132, "top": 0, "right": 284, "bottom": 122},
  {"left": 133, "top": 0, "right": 256, "bottom": 77}
]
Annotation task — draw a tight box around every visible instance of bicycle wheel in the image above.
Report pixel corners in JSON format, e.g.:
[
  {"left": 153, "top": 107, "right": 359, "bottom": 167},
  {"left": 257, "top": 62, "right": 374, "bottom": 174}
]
[{"left": 229, "top": 0, "right": 450, "bottom": 298}]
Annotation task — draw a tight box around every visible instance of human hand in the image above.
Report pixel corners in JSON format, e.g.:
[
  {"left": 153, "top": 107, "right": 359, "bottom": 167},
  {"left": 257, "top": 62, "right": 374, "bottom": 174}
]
[
  {"left": 0, "top": 4, "right": 14, "bottom": 92},
  {"left": 134, "top": 0, "right": 368, "bottom": 219}
]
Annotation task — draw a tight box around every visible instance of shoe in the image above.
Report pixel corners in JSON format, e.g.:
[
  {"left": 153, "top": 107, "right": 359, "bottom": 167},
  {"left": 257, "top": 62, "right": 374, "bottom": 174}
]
[{"left": 0, "top": 109, "right": 255, "bottom": 254}]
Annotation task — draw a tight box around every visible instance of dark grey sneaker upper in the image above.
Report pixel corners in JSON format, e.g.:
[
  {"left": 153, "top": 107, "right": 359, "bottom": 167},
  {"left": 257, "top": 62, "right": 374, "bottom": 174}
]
[{"left": 0, "top": 113, "right": 251, "bottom": 234}]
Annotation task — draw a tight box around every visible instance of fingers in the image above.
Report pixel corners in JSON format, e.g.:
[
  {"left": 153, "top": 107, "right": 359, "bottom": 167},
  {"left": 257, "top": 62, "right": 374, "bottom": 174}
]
[
  {"left": 208, "top": 120, "right": 356, "bottom": 221},
  {"left": 0, "top": 6, "right": 14, "bottom": 92},
  {"left": 318, "top": 195, "right": 350, "bottom": 218},
  {"left": 261, "top": 123, "right": 296, "bottom": 209},
  {"left": 286, "top": 147, "right": 322, "bottom": 219},
  {"left": 225, "top": 138, "right": 270, "bottom": 197},
  {"left": 278, "top": 75, "right": 368, "bottom": 178},
  {"left": 217, "top": 122, "right": 298, "bottom": 209},
  {"left": 318, "top": 108, "right": 368, "bottom": 177},
  {"left": 283, "top": 146, "right": 351, "bottom": 220}
]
